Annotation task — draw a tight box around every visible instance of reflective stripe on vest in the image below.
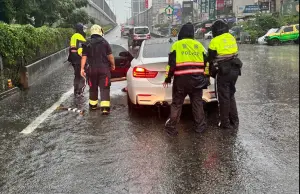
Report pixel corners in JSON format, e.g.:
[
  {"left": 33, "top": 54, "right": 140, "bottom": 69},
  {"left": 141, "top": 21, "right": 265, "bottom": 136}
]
[
  {"left": 174, "top": 69, "right": 204, "bottom": 75},
  {"left": 176, "top": 62, "right": 204, "bottom": 67},
  {"left": 171, "top": 39, "right": 206, "bottom": 76}
]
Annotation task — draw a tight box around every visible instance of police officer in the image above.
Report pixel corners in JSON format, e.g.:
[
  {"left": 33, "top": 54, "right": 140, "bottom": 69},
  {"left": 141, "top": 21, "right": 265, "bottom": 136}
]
[
  {"left": 163, "top": 22, "right": 210, "bottom": 136},
  {"left": 80, "top": 25, "right": 116, "bottom": 115},
  {"left": 68, "top": 23, "right": 87, "bottom": 97},
  {"left": 207, "top": 20, "right": 243, "bottom": 129}
]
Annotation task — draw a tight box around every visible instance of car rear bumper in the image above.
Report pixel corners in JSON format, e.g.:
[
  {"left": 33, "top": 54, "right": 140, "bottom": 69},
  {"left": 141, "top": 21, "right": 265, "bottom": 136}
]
[{"left": 128, "top": 81, "right": 217, "bottom": 106}]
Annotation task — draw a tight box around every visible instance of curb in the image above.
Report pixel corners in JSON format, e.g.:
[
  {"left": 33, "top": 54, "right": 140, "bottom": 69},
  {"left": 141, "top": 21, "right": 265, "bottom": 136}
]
[{"left": 0, "top": 87, "right": 19, "bottom": 101}]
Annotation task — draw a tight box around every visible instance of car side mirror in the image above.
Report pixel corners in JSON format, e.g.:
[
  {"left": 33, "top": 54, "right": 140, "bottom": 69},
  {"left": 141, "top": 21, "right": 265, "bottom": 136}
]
[{"left": 119, "top": 51, "right": 130, "bottom": 57}]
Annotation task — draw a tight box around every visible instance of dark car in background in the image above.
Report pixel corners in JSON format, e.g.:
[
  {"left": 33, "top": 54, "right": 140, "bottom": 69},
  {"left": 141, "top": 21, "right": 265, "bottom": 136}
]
[{"left": 121, "top": 26, "right": 131, "bottom": 37}]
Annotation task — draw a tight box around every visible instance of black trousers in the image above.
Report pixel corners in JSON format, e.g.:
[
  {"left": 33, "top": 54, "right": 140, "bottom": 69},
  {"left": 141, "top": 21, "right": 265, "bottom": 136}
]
[
  {"left": 216, "top": 70, "right": 239, "bottom": 127},
  {"left": 88, "top": 67, "right": 111, "bottom": 111},
  {"left": 72, "top": 64, "right": 86, "bottom": 94},
  {"left": 165, "top": 77, "right": 206, "bottom": 134}
]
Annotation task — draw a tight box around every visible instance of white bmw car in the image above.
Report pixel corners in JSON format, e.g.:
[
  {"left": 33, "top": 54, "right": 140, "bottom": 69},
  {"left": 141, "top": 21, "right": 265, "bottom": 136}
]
[{"left": 126, "top": 39, "right": 217, "bottom": 108}]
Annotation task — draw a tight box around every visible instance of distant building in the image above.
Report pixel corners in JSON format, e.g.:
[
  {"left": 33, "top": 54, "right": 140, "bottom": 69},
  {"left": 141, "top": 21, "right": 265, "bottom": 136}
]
[
  {"left": 152, "top": 0, "right": 169, "bottom": 25},
  {"left": 132, "top": 0, "right": 146, "bottom": 17}
]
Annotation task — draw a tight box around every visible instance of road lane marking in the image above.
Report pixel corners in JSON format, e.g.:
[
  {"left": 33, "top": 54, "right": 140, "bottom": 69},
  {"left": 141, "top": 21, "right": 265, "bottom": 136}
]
[{"left": 20, "top": 88, "right": 73, "bottom": 135}]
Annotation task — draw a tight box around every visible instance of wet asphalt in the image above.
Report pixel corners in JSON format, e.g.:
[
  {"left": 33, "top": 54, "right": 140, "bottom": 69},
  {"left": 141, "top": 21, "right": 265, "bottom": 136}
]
[{"left": 0, "top": 27, "right": 299, "bottom": 194}]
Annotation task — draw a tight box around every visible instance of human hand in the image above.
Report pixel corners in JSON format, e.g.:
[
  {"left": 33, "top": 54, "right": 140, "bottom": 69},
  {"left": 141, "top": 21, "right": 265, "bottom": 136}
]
[
  {"left": 163, "top": 82, "right": 169, "bottom": 88},
  {"left": 80, "top": 69, "right": 86, "bottom": 77},
  {"left": 111, "top": 66, "right": 115, "bottom": 71}
]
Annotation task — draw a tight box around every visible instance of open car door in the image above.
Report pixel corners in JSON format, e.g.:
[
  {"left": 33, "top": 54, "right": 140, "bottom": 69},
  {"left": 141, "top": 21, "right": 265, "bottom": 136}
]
[{"left": 110, "top": 44, "right": 134, "bottom": 78}]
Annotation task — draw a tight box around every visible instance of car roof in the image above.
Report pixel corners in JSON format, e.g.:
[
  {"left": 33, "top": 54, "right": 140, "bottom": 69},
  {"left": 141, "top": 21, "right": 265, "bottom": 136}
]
[
  {"left": 133, "top": 26, "right": 149, "bottom": 28},
  {"left": 144, "top": 38, "right": 177, "bottom": 45}
]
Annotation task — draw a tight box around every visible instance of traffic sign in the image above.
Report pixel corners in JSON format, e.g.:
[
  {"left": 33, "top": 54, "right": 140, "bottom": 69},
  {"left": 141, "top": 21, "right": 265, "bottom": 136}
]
[
  {"left": 171, "top": 28, "right": 178, "bottom": 37},
  {"left": 165, "top": 5, "right": 174, "bottom": 16}
]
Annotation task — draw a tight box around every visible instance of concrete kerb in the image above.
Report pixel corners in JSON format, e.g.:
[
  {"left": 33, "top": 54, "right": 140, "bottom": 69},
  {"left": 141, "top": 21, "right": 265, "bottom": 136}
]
[{"left": 0, "top": 26, "right": 116, "bottom": 100}]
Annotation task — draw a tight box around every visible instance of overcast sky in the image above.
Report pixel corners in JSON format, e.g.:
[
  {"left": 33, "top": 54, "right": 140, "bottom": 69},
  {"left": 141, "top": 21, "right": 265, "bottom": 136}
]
[{"left": 107, "top": 0, "right": 185, "bottom": 23}]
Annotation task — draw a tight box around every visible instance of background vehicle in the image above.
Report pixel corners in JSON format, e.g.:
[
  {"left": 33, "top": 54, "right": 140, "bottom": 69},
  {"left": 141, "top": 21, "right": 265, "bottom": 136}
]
[
  {"left": 257, "top": 28, "right": 278, "bottom": 44},
  {"left": 126, "top": 39, "right": 217, "bottom": 110},
  {"left": 110, "top": 44, "right": 133, "bottom": 78},
  {"left": 121, "top": 26, "right": 131, "bottom": 37},
  {"left": 204, "top": 31, "right": 212, "bottom": 39},
  {"left": 265, "top": 24, "right": 299, "bottom": 46},
  {"left": 128, "top": 26, "right": 151, "bottom": 48}
]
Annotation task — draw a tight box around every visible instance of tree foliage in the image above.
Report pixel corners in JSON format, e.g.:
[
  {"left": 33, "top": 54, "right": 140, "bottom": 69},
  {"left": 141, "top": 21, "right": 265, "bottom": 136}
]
[
  {"left": 0, "top": 0, "right": 90, "bottom": 27},
  {"left": 241, "top": 14, "right": 299, "bottom": 43}
]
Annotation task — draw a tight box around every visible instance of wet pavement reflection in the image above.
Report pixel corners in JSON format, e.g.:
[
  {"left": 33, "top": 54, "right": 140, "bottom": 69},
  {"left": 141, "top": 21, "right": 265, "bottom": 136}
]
[{"left": 0, "top": 28, "right": 299, "bottom": 193}]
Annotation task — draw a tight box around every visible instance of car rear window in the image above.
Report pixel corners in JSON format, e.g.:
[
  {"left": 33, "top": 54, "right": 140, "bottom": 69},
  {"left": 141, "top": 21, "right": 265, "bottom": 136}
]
[
  {"left": 135, "top": 28, "right": 149, "bottom": 34},
  {"left": 143, "top": 43, "right": 173, "bottom": 58},
  {"left": 110, "top": 44, "right": 127, "bottom": 57}
]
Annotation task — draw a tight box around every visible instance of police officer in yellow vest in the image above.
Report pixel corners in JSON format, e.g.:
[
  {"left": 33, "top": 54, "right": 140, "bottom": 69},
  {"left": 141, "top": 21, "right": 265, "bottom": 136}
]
[
  {"left": 163, "top": 22, "right": 210, "bottom": 136},
  {"left": 68, "top": 23, "right": 87, "bottom": 97},
  {"left": 207, "top": 20, "right": 243, "bottom": 130}
]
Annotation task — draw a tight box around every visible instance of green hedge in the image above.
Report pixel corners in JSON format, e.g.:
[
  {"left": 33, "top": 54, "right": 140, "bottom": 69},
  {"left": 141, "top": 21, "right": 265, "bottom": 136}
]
[{"left": 0, "top": 22, "right": 74, "bottom": 67}]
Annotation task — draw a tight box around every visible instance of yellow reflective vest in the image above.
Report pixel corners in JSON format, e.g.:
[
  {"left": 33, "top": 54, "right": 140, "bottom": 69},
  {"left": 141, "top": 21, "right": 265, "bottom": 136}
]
[
  {"left": 165, "top": 39, "right": 209, "bottom": 81},
  {"left": 208, "top": 33, "right": 238, "bottom": 56},
  {"left": 70, "top": 33, "right": 86, "bottom": 56}
]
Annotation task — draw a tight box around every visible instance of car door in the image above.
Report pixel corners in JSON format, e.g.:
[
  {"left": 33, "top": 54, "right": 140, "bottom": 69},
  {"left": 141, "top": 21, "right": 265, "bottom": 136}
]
[
  {"left": 280, "top": 26, "right": 294, "bottom": 42},
  {"left": 110, "top": 44, "right": 133, "bottom": 78}
]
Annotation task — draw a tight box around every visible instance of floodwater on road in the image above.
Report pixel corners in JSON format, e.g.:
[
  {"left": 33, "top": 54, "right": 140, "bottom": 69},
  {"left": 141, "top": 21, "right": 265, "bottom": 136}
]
[{"left": 0, "top": 28, "right": 299, "bottom": 194}]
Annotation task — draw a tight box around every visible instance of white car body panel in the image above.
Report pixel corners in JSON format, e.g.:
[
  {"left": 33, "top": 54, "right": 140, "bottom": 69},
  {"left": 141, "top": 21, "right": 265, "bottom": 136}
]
[
  {"left": 127, "top": 40, "right": 217, "bottom": 106},
  {"left": 258, "top": 28, "right": 278, "bottom": 44},
  {"left": 204, "top": 31, "right": 212, "bottom": 39}
]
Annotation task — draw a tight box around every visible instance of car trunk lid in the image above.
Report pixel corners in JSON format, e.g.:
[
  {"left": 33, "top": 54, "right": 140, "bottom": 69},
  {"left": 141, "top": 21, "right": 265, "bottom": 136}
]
[{"left": 138, "top": 57, "right": 169, "bottom": 85}]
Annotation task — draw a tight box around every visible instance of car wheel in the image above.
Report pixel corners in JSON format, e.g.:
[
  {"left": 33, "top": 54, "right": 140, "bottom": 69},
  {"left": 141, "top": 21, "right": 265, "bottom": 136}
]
[
  {"left": 294, "top": 38, "right": 299, "bottom": 44},
  {"left": 271, "top": 39, "right": 281, "bottom": 46}
]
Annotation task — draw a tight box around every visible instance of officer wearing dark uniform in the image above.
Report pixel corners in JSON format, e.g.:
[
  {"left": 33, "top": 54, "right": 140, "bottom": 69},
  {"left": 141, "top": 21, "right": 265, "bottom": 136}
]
[
  {"left": 80, "top": 25, "right": 116, "bottom": 115},
  {"left": 68, "top": 23, "right": 87, "bottom": 97},
  {"left": 163, "top": 22, "right": 210, "bottom": 136},
  {"left": 207, "top": 20, "right": 243, "bottom": 129}
]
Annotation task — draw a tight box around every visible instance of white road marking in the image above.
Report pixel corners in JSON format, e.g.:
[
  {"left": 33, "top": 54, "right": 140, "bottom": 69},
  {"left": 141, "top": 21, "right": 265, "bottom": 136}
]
[{"left": 20, "top": 88, "right": 73, "bottom": 135}]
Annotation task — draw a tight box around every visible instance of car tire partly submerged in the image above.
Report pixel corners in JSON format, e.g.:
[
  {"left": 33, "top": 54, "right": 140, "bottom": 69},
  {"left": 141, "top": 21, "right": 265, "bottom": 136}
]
[{"left": 271, "top": 39, "right": 281, "bottom": 46}]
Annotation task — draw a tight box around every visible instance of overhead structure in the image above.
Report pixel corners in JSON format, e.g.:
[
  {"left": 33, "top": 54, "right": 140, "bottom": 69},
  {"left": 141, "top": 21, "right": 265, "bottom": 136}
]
[{"left": 84, "top": 0, "right": 117, "bottom": 26}]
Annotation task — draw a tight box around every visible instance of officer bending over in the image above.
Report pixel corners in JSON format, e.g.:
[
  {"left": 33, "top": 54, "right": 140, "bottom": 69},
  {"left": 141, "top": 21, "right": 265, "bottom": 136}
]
[{"left": 163, "top": 22, "right": 210, "bottom": 136}]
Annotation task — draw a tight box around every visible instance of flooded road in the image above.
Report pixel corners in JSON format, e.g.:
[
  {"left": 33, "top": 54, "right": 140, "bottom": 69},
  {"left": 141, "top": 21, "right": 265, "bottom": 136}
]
[{"left": 0, "top": 27, "right": 299, "bottom": 194}]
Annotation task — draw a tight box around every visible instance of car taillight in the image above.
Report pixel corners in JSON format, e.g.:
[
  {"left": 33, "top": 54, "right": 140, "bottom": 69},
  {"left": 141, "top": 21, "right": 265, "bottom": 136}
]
[
  {"left": 134, "top": 35, "right": 139, "bottom": 40},
  {"left": 147, "top": 34, "right": 151, "bottom": 39},
  {"left": 133, "top": 67, "right": 158, "bottom": 78}
]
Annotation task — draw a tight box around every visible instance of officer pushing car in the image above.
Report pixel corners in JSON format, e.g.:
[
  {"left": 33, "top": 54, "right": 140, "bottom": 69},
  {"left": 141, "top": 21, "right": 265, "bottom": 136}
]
[{"left": 163, "top": 22, "right": 210, "bottom": 136}]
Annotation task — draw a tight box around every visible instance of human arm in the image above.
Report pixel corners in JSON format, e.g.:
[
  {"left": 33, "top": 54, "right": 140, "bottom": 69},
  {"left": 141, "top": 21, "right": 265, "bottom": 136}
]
[
  {"left": 207, "top": 39, "right": 218, "bottom": 63},
  {"left": 80, "top": 43, "right": 88, "bottom": 77},
  {"left": 106, "top": 42, "right": 115, "bottom": 70},
  {"left": 80, "top": 56, "right": 87, "bottom": 77},
  {"left": 163, "top": 43, "right": 177, "bottom": 88},
  {"left": 108, "top": 54, "right": 115, "bottom": 71}
]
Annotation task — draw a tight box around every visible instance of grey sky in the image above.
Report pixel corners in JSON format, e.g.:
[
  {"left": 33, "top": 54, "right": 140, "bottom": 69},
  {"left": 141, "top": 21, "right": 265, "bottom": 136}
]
[{"left": 107, "top": 0, "right": 184, "bottom": 23}]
